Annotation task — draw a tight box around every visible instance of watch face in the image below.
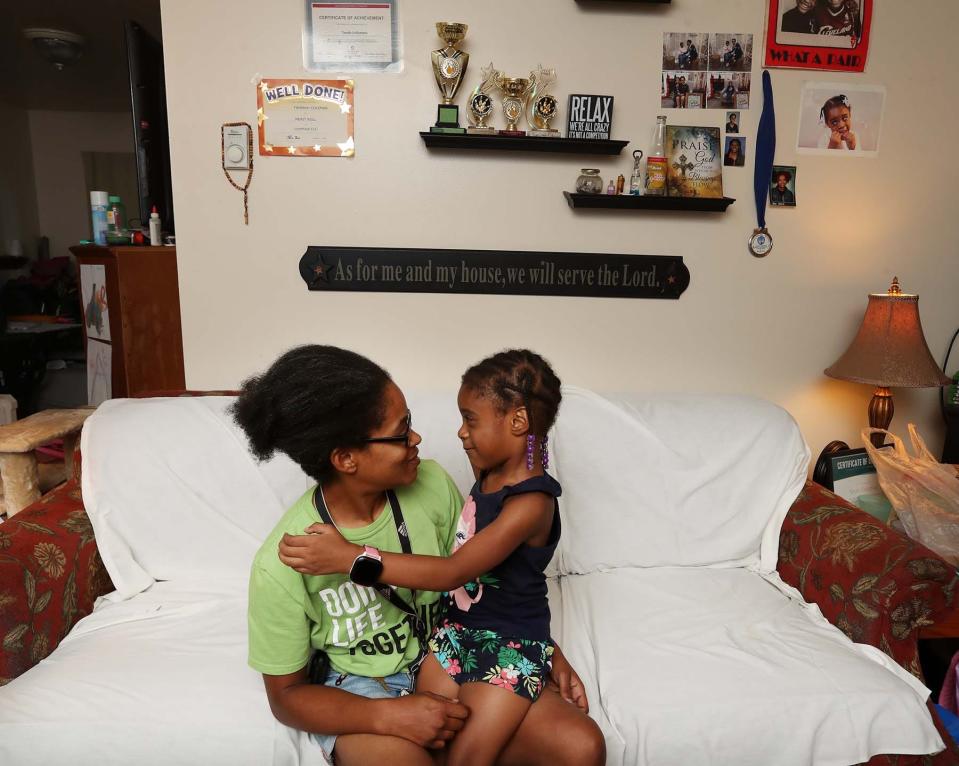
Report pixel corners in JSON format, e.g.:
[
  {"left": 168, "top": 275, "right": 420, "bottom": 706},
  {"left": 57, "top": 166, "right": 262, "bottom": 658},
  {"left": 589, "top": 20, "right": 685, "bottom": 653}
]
[{"left": 350, "top": 555, "right": 384, "bottom": 586}]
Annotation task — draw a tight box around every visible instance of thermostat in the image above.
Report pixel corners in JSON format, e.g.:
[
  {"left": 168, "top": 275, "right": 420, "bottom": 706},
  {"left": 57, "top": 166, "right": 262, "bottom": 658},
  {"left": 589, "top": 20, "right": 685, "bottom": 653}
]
[{"left": 222, "top": 124, "right": 252, "bottom": 171}]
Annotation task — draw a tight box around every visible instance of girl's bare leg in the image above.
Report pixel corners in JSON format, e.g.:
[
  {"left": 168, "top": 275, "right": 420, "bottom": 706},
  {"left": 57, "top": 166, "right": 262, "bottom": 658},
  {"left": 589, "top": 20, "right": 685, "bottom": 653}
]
[
  {"left": 415, "top": 652, "right": 460, "bottom": 699},
  {"left": 445, "top": 682, "right": 531, "bottom": 766},
  {"left": 498, "top": 686, "right": 605, "bottom": 766}
]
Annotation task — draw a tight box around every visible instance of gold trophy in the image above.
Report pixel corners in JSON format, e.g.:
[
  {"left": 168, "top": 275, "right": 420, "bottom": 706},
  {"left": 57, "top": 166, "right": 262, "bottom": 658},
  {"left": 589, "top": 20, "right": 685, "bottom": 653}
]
[
  {"left": 430, "top": 22, "right": 469, "bottom": 134},
  {"left": 496, "top": 75, "right": 533, "bottom": 136},
  {"left": 526, "top": 65, "right": 560, "bottom": 138},
  {"left": 467, "top": 62, "right": 501, "bottom": 135}
]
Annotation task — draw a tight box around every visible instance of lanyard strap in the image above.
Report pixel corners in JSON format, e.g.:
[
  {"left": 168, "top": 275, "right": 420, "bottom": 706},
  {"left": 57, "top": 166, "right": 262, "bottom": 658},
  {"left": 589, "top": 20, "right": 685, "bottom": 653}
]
[
  {"left": 753, "top": 70, "right": 776, "bottom": 231},
  {"left": 312, "top": 487, "right": 428, "bottom": 669}
]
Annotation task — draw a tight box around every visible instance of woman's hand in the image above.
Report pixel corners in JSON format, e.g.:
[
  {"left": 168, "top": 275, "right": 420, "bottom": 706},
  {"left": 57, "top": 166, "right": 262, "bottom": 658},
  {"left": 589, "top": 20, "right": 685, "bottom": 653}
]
[
  {"left": 278, "top": 524, "right": 360, "bottom": 576},
  {"left": 549, "top": 644, "right": 589, "bottom": 713}
]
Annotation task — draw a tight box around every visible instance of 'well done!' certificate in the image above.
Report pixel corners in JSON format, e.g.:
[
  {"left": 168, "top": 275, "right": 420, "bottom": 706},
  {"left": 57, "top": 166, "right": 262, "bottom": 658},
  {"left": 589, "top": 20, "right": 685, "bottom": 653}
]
[{"left": 257, "top": 79, "right": 355, "bottom": 158}]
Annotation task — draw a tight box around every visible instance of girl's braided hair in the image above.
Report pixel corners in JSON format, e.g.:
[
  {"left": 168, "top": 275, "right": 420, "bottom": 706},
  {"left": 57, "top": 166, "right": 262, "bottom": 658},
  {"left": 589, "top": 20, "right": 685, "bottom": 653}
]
[{"left": 461, "top": 349, "right": 562, "bottom": 437}]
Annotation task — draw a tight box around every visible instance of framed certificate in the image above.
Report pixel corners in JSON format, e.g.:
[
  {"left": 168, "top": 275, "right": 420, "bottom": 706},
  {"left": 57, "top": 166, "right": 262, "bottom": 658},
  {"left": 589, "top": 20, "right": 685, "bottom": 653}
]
[
  {"left": 302, "top": 0, "right": 402, "bottom": 73},
  {"left": 257, "top": 78, "right": 355, "bottom": 157}
]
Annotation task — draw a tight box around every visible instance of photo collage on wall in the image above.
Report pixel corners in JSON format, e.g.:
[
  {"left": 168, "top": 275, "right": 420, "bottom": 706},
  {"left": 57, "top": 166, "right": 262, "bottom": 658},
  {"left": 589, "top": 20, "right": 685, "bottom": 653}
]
[{"left": 661, "top": 33, "right": 754, "bottom": 110}]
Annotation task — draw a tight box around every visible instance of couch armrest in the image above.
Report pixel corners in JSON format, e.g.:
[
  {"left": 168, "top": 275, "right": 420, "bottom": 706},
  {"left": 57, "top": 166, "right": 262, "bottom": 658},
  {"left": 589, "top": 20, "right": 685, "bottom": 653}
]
[
  {"left": 0, "top": 480, "right": 113, "bottom": 684},
  {"left": 777, "top": 481, "right": 957, "bottom": 680}
]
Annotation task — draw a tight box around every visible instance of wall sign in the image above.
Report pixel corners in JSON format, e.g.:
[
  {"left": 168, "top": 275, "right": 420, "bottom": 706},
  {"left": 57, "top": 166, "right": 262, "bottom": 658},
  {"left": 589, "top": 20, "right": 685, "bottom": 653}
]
[
  {"left": 566, "top": 95, "right": 613, "bottom": 140},
  {"left": 299, "top": 246, "right": 689, "bottom": 299}
]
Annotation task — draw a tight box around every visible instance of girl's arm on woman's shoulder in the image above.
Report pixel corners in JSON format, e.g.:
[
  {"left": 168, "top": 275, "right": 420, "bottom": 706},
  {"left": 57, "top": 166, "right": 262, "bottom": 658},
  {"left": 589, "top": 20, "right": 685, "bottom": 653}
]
[{"left": 279, "top": 492, "right": 554, "bottom": 591}]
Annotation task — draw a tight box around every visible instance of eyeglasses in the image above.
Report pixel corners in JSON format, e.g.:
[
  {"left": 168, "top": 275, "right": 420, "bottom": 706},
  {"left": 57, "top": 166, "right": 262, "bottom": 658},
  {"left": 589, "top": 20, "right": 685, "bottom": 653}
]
[{"left": 361, "top": 411, "right": 413, "bottom": 447}]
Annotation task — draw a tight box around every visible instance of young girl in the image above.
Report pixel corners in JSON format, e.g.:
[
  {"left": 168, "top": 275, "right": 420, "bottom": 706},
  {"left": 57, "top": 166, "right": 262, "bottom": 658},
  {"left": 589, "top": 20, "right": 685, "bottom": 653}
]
[
  {"left": 288, "top": 349, "right": 567, "bottom": 766},
  {"left": 818, "top": 94, "right": 858, "bottom": 150}
]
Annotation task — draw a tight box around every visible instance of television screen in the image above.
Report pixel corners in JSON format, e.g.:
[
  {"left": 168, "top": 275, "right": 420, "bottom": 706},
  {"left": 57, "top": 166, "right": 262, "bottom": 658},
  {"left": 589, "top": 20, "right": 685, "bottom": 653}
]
[{"left": 124, "top": 20, "right": 175, "bottom": 235}]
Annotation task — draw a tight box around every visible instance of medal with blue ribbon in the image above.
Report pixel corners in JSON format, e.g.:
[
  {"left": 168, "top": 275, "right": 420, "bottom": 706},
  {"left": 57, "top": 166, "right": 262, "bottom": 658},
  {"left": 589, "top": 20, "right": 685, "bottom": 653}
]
[{"left": 749, "top": 71, "right": 776, "bottom": 257}]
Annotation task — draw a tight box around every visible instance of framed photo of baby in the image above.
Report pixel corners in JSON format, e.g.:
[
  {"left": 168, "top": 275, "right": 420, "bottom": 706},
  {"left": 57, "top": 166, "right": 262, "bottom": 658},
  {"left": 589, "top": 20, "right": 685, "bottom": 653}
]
[
  {"left": 769, "top": 166, "right": 797, "bottom": 206},
  {"left": 764, "top": 0, "right": 873, "bottom": 72},
  {"left": 796, "top": 82, "right": 885, "bottom": 157}
]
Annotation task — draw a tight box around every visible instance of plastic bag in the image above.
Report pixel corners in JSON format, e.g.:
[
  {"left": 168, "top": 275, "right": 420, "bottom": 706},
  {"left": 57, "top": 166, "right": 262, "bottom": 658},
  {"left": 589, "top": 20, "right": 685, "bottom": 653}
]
[{"left": 862, "top": 425, "right": 959, "bottom": 566}]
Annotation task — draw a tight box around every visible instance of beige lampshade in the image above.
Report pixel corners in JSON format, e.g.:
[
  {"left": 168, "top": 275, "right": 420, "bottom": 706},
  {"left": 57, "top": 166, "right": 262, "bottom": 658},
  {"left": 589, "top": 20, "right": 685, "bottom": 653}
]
[{"left": 825, "top": 279, "right": 951, "bottom": 388}]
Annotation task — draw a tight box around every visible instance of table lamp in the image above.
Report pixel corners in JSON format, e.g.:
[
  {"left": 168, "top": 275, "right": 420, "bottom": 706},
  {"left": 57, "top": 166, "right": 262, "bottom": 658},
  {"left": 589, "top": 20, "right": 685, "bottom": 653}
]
[{"left": 825, "top": 278, "right": 951, "bottom": 448}]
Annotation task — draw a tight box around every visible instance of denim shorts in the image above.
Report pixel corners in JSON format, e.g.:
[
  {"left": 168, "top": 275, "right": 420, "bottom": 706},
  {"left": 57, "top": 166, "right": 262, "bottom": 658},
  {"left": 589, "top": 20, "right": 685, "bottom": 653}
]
[{"left": 310, "top": 667, "right": 415, "bottom": 761}]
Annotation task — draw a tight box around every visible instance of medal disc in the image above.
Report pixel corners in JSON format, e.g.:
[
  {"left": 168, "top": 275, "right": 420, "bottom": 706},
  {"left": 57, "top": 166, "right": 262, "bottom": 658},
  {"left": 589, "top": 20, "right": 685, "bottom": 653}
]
[{"left": 748, "top": 228, "right": 773, "bottom": 258}]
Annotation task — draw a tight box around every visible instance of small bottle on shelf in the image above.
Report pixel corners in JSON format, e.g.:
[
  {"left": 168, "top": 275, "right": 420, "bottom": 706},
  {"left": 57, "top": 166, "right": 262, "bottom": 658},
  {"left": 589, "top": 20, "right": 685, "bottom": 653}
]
[
  {"left": 629, "top": 150, "right": 645, "bottom": 196},
  {"left": 645, "top": 116, "right": 668, "bottom": 197},
  {"left": 606, "top": 180, "right": 616, "bottom": 195},
  {"left": 149, "top": 206, "right": 162, "bottom": 246}
]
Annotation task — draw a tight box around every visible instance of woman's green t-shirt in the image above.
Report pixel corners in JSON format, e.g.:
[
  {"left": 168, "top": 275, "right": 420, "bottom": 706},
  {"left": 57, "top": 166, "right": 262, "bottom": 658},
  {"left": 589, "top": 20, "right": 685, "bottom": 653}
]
[{"left": 248, "top": 460, "right": 463, "bottom": 677}]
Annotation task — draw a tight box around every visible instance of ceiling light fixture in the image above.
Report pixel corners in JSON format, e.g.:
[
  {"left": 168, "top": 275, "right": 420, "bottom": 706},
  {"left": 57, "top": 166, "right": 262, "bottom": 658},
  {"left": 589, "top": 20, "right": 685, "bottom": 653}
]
[{"left": 23, "top": 28, "right": 86, "bottom": 71}]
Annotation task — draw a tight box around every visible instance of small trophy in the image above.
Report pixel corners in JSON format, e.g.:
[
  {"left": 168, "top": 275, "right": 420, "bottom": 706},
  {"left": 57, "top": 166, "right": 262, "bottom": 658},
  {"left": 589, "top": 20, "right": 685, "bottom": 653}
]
[
  {"left": 467, "top": 62, "right": 500, "bottom": 135},
  {"left": 496, "top": 76, "right": 533, "bottom": 136},
  {"left": 430, "top": 22, "right": 469, "bottom": 134},
  {"left": 526, "top": 65, "right": 560, "bottom": 138}
]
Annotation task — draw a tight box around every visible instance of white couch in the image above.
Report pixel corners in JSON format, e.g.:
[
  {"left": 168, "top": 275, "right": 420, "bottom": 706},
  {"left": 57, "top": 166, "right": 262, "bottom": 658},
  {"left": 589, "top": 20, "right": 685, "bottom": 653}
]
[{"left": 0, "top": 389, "right": 945, "bottom": 765}]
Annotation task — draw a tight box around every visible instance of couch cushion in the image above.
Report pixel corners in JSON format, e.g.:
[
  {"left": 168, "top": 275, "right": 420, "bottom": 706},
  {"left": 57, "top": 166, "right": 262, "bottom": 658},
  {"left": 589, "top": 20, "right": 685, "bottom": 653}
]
[
  {"left": 0, "top": 582, "right": 330, "bottom": 766},
  {"left": 556, "top": 567, "right": 943, "bottom": 766},
  {"left": 551, "top": 388, "right": 810, "bottom": 572},
  {"left": 80, "top": 397, "right": 314, "bottom": 597},
  {"left": 80, "top": 393, "right": 478, "bottom": 598}
]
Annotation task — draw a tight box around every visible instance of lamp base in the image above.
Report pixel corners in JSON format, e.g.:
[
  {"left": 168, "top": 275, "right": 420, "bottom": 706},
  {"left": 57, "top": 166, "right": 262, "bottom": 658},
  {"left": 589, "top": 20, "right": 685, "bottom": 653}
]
[{"left": 867, "top": 386, "right": 893, "bottom": 448}]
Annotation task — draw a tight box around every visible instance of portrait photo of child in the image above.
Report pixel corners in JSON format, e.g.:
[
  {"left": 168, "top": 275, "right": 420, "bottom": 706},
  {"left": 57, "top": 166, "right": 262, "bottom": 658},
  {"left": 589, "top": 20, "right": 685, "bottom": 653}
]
[
  {"left": 797, "top": 82, "right": 884, "bottom": 156},
  {"left": 769, "top": 166, "right": 797, "bottom": 206},
  {"left": 725, "top": 111, "right": 741, "bottom": 133},
  {"left": 723, "top": 136, "right": 746, "bottom": 166}
]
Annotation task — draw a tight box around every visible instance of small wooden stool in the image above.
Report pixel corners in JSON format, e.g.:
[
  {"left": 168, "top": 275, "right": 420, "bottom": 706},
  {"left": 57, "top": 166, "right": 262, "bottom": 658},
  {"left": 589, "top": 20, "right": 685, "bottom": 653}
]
[{"left": 0, "top": 407, "right": 95, "bottom": 518}]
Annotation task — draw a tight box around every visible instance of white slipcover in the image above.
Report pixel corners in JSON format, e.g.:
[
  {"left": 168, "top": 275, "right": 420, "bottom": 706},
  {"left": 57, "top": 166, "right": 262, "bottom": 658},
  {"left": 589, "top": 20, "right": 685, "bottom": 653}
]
[{"left": 0, "top": 391, "right": 945, "bottom": 765}]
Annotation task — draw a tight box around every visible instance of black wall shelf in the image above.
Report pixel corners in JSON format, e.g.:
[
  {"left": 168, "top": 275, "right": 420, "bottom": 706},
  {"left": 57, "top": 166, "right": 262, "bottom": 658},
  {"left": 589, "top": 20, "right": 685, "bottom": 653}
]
[
  {"left": 420, "top": 132, "right": 629, "bottom": 155},
  {"left": 564, "top": 192, "right": 735, "bottom": 212}
]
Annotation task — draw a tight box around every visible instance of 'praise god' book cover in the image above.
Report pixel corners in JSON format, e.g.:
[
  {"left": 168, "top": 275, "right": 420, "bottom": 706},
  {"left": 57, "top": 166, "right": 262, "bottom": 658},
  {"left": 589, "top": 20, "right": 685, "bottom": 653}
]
[{"left": 665, "top": 126, "right": 723, "bottom": 198}]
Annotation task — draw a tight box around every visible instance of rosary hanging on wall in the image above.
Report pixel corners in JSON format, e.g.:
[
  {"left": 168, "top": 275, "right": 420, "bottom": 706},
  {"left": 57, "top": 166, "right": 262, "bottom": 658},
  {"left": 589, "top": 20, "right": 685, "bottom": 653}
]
[{"left": 221, "top": 122, "right": 255, "bottom": 224}]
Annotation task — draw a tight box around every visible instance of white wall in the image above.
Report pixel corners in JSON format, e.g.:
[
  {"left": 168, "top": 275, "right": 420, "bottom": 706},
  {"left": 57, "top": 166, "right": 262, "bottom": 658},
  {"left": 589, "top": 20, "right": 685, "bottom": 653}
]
[
  {"left": 28, "top": 110, "right": 134, "bottom": 259},
  {"left": 0, "top": 102, "right": 40, "bottom": 261},
  {"left": 161, "top": 0, "right": 959, "bottom": 463}
]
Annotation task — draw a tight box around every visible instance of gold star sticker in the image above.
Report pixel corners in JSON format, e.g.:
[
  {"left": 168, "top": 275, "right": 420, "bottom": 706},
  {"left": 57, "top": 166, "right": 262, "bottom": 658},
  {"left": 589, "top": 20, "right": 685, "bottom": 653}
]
[
  {"left": 263, "top": 143, "right": 273, "bottom": 152},
  {"left": 337, "top": 136, "right": 355, "bottom": 156},
  {"left": 287, "top": 146, "right": 297, "bottom": 155},
  {"left": 313, "top": 144, "right": 323, "bottom": 152},
  {"left": 256, "top": 108, "right": 267, "bottom": 126},
  {"left": 345, "top": 80, "right": 354, "bottom": 89},
  {"left": 259, "top": 81, "right": 269, "bottom": 92},
  {"left": 340, "top": 102, "right": 352, "bottom": 114}
]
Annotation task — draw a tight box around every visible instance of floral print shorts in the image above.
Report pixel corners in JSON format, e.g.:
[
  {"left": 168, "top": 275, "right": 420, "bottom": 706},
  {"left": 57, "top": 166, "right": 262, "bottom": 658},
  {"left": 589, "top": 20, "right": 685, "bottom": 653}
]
[{"left": 428, "top": 619, "right": 553, "bottom": 702}]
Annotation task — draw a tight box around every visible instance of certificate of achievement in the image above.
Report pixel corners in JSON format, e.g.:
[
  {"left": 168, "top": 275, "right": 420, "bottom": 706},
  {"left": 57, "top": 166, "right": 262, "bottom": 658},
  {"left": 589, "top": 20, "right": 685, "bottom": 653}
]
[
  {"left": 257, "top": 79, "right": 355, "bottom": 158},
  {"left": 310, "top": 3, "right": 392, "bottom": 65}
]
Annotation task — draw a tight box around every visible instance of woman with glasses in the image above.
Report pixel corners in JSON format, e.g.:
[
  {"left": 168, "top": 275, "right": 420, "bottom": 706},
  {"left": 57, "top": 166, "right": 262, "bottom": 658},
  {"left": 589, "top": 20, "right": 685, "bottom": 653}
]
[{"left": 233, "top": 345, "right": 603, "bottom": 766}]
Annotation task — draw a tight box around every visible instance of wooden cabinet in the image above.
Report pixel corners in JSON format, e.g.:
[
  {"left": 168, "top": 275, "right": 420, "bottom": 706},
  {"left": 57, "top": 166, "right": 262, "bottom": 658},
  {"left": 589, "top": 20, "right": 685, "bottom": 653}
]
[{"left": 70, "top": 245, "right": 185, "bottom": 399}]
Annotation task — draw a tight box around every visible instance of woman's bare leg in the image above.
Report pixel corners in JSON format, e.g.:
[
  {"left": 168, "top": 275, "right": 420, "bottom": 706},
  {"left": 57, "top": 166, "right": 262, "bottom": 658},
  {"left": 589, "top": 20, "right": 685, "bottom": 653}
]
[{"left": 335, "top": 734, "right": 433, "bottom": 766}]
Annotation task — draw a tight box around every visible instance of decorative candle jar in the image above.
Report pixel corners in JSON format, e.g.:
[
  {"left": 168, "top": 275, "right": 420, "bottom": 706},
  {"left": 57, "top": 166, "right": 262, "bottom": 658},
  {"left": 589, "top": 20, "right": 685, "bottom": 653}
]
[{"left": 575, "top": 168, "right": 603, "bottom": 194}]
